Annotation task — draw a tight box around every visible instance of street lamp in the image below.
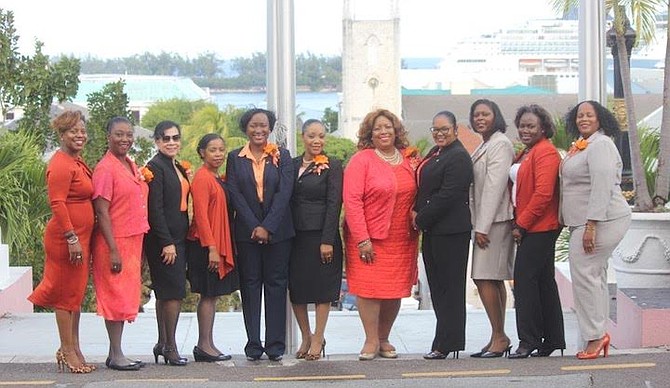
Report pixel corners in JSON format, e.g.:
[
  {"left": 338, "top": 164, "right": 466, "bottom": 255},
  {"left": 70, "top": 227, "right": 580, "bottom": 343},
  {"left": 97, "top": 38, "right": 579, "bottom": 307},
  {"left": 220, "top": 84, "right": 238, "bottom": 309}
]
[{"left": 606, "top": 21, "right": 636, "bottom": 197}]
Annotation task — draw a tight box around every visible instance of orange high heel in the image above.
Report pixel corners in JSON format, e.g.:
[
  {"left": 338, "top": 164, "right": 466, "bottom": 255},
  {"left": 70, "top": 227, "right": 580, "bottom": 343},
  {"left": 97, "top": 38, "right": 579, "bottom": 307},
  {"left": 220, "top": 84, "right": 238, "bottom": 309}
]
[{"left": 577, "top": 333, "right": 610, "bottom": 360}]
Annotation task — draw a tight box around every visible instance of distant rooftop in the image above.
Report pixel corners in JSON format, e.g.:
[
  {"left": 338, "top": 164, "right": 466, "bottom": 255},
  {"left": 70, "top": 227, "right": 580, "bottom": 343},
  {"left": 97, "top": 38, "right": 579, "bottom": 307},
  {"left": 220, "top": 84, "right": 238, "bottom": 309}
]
[{"left": 74, "top": 74, "right": 210, "bottom": 104}]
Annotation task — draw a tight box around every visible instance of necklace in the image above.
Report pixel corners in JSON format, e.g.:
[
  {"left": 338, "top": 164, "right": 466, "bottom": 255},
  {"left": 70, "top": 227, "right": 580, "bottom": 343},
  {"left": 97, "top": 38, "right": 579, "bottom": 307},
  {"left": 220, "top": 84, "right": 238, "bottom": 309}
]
[
  {"left": 374, "top": 148, "right": 401, "bottom": 165},
  {"left": 302, "top": 158, "right": 313, "bottom": 166}
]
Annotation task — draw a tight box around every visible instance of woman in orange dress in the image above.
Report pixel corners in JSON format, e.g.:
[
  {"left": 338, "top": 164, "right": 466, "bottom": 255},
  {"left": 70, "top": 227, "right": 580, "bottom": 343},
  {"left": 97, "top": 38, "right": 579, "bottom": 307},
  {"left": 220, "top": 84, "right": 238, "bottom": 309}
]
[
  {"left": 28, "top": 110, "right": 95, "bottom": 374},
  {"left": 92, "top": 117, "right": 149, "bottom": 371},
  {"left": 343, "top": 109, "right": 420, "bottom": 361}
]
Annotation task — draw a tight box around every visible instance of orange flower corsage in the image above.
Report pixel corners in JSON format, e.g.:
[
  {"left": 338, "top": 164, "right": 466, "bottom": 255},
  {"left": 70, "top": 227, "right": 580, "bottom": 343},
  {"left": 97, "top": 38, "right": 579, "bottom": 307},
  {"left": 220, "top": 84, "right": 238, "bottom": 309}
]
[
  {"left": 312, "top": 154, "right": 330, "bottom": 175},
  {"left": 403, "top": 146, "right": 421, "bottom": 170},
  {"left": 177, "top": 160, "right": 193, "bottom": 179},
  {"left": 568, "top": 138, "right": 588, "bottom": 156},
  {"left": 139, "top": 166, "right": 154, "bottom": 183},
  {"left": 263, "top": 143, "right": 280, "bottom": 167}
]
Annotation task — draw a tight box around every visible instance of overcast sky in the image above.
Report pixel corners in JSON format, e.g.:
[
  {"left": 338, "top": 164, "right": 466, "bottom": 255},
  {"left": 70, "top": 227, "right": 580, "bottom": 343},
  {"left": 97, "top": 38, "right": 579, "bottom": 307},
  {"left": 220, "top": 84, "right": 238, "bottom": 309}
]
[{"left": 2, "top": 0, "right": 558, "bottom": 59}]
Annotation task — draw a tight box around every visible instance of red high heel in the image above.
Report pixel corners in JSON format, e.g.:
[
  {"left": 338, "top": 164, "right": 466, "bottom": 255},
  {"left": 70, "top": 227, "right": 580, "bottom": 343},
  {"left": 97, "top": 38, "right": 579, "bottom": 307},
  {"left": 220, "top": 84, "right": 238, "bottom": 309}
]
[{"left": 577, "top": 333, "right": 610, "bottom": 360}]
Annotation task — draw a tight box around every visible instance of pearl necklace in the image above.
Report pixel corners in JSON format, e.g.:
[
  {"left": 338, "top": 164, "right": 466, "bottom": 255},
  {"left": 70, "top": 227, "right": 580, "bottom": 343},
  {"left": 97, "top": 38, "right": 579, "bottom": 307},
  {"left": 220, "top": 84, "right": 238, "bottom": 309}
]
[
  {"left": 374, "top": 148, "right": 401, "bottom": 165},
  {"left": 302, "top": 158, "right": 313, "bottom": 166}
]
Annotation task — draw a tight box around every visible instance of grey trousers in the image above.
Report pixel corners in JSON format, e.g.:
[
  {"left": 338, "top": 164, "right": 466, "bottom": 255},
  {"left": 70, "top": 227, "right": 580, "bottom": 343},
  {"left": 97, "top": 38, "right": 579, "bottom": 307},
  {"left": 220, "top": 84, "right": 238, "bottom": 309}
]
[{"left": 568, "top": 215, "right": 631, "bottom": 342}]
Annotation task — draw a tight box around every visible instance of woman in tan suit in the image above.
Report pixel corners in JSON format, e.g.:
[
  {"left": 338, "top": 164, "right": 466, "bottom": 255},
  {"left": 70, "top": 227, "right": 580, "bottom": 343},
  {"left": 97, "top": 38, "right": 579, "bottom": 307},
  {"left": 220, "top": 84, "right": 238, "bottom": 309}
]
[
  {"left": 561, "top": 101, "right": 631, "bottom": 359},
  {"left": 469, "top": 99, "right": 515, "bottom": 358}
]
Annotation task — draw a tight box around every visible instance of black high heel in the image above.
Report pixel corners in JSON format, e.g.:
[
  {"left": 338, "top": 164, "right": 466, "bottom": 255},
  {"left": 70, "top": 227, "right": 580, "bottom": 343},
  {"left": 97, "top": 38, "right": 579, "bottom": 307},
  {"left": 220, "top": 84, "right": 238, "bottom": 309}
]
[
  {"left": 153, "top": 343, "right": 163, "bottom": 364},
  {"left": 480, "top": 345, "right": 512, "bottom": 358},
  {"left": 163, "top": 347, "right": 187, "bottom": 366},
  {"left": 531, "top": 348, "right": 565, "bottom": 357},
  {"left": 193, "top": 346, "right": 232, "bottom": 362},
  {"left": 470, "top": 345, "right": 489, "bottom": 358},
  {"left": 508, "top": 346, "right": 536, "bottom": 359}
]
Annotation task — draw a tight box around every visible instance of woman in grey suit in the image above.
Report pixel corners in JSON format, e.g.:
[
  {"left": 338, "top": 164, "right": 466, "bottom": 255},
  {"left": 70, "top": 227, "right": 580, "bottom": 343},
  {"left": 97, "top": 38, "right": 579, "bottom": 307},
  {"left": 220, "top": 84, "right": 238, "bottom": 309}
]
[
  {"left": 468, "top": 99, "right": 515, "bottom": 358},
  {"left": 561, "top": 101, "right": 631, "bottom": 360}
]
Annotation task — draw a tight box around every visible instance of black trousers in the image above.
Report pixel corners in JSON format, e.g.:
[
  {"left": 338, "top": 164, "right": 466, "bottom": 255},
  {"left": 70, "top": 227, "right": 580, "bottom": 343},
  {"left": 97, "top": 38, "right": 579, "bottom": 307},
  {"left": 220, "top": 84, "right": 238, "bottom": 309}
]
[
  {"left": 513, "top": 229, "right": 565, "bottom": 350},
  {"left": 237, "top": 239, "right": 292, "bottom": 358},
  {"left": 422, "top": 232, "right": 470, "bottom": 352}
]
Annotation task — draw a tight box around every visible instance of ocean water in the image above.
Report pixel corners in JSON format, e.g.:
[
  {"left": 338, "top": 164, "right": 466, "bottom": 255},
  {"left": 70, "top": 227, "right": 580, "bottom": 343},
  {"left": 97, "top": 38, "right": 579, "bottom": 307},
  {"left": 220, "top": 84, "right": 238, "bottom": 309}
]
[{"left": 212, "top": 91, "right": 340, "bottom": 120}]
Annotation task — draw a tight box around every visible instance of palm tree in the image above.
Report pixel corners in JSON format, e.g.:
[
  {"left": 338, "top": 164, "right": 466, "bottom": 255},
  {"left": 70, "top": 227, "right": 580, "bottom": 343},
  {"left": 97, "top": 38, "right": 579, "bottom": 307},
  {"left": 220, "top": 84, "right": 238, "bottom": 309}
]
[
  {"left": 180, "top": 104, "right": 247, "bottom": 165},
  {"left": 550, "top": 0, "right": 668, "bottom": 211},
  {"left": 0, "top": 131, "right": 49, "bottom": 259}
]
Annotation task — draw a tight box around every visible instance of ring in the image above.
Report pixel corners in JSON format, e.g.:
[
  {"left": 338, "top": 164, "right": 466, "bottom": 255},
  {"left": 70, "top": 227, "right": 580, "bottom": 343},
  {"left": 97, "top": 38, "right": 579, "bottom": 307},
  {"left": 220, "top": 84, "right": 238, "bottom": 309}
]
[
  {"left": 361, "top": 254, "right": 366, "bottom": 258},
  {"left": 75, "top": 254, "right": 82, "bottom": 258}
]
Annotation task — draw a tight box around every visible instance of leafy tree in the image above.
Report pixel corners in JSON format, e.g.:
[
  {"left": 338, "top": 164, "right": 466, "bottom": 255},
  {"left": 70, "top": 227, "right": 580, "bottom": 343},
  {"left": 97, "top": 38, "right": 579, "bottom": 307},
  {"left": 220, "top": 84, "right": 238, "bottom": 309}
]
[
  {"left": 83, "top": 80, "right": 132, "bottom": 167},
  {"left": 0, "top": 131, "right": 48, "bottom": 255},
  {"left": 0, "top": 9, "right": 80, "bottom": 151},
  {"left": 140, "top": 98, "right": 211, "bottom": 130},
  {"left": 322, "top": 107, "right": 339, "bottom": 133},
  {"left": 181, "top": 104, "right": 247, "bottom": 165}
]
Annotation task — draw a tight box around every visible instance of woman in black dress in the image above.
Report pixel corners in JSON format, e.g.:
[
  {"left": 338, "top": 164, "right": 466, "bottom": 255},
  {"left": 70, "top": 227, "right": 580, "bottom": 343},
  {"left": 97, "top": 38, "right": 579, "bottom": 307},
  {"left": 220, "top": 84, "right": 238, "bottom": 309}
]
[
  {"left": 144, "top": 121, "right": 190, "bottom": 366},
  {"left": 289, "top": 119, "right": 343, "bottom": 360}
]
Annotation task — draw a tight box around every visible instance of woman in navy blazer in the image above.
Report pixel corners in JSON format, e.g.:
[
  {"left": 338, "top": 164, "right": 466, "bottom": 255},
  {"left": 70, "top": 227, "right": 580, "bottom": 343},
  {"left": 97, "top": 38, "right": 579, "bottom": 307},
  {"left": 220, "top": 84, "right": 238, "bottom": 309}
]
[
  {"left": 225, "top": 108, "right": 294, "bottom": 361},
  {"left": 145, "top": 120, "right": 190, "bottom": 366},
  {"left": 413, "top": 110, "right": 473, "bottom": 360}
]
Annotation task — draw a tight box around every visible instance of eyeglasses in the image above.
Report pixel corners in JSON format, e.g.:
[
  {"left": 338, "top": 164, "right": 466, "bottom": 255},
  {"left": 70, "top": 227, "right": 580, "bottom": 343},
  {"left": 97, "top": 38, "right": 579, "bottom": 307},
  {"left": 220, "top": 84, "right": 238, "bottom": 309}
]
[
  {"left": 429, "top": 126, "right": 453, "bottom": 133},
  {"left": 161, "top": 134, "right": 181, "bottom": 142}
]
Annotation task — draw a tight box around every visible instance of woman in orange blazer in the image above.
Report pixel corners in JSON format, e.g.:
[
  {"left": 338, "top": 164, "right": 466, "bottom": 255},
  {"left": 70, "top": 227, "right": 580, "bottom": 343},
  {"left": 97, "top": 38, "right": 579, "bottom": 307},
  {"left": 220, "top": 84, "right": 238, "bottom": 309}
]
[
  {"left": 508, "top": 105, "right": 565, "bottom": 359},
  {"left": 186, "top": 133, "right": 238, "bottom": 362}
]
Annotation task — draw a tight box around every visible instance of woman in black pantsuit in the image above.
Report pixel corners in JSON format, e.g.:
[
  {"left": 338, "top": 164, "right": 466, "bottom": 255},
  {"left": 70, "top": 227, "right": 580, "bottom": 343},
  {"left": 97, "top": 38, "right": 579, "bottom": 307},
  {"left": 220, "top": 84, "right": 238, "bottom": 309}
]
[
  {"left": 508, "top": 105, "right": 565, "bottom": 358},
  {"left": 144, "top": 120, "right": 190, "bottom": 366},
  {"left": 289, "top": 119, "right": 343, "bottom": 361},
  {"left": 412, "top": 110, "right": 474, "bottom": 360}
]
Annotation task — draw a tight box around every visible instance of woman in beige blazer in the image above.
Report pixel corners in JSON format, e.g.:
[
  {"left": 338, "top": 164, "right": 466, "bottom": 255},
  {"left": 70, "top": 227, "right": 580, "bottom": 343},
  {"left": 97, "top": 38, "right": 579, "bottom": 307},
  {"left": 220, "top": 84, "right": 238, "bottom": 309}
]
[
  {"left": 468, "top": 99, "right": 515, "bottom": 358},
  {"left": 560, "top": 100, "right": 631, "bottom": 360}
]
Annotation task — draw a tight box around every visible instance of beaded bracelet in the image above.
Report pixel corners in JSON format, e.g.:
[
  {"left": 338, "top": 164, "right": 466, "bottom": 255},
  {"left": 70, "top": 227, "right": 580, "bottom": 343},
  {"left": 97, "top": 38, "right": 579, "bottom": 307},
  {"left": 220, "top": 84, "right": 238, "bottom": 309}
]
[
  {"left": 357, "top": 239, "right": 371, "bottom": 248},
  {"left": 67, "top": 235, "right": 79, "bottom": 245}
]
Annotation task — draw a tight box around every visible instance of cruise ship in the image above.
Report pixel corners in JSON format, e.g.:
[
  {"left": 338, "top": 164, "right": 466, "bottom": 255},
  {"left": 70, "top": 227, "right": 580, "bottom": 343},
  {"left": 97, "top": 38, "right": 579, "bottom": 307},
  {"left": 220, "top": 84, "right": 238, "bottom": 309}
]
[{"left": 436, "top": 14, "right": 667, "bottom": 94}]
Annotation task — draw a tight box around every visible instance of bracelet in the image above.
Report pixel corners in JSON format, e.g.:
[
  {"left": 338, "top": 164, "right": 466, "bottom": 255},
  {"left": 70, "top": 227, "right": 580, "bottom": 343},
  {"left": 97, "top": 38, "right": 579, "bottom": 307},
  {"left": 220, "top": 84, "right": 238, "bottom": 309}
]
[
  {"left": 66, "top": 235, "right": 79, "bottom": 245},
  {"left": 357, "top": 239, "right": 371, "bottom": 248}
]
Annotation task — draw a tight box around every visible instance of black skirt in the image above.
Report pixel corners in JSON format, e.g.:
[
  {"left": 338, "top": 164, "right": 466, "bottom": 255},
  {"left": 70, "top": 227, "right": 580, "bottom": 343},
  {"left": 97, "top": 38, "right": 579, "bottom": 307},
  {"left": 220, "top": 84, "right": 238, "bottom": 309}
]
[
  {"left": 145, "top": 235, "right": 187, "bottom": 300},
  {"left": 289, "top": 230, "right": 343, "bottom": 304},
  {"left": 186, "top": 239, "right": 239, "bottom": 297}
]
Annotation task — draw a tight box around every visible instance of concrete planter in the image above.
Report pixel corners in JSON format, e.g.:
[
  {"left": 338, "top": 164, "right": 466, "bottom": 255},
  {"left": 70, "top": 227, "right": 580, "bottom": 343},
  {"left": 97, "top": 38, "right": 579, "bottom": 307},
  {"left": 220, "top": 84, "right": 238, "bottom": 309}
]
[{"left": 611, "top": 212, "right": 670, "bottom": 288}]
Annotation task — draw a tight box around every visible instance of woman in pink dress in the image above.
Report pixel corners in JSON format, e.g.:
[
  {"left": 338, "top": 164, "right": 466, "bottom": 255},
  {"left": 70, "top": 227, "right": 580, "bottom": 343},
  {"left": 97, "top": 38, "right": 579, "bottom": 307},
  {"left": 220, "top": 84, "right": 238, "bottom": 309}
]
[
  {"left": 92, "top": 117, "right": 149, "bottom": 371},
  {"left": 343, "top": 109, "right": 419, "bottom": 361}
]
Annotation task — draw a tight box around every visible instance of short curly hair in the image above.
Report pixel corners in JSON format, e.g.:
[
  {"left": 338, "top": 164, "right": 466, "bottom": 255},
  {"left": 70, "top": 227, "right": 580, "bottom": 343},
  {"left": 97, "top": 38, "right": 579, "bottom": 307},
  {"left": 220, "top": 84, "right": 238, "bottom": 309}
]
[
  {"left": 357, "top": 109, "right": 409, "bottom": 150},
  {"left": 239, "top": 108, "right": 277, "bottom": 135},
  {"left": 564, "top": 100, "right": 620, "bottom": 139},
  {"left": 514, "top": 104, "right": 556, "bottom": 139},
  {"left": 51, "top": 110, "right": 85, "bottom": 135}
]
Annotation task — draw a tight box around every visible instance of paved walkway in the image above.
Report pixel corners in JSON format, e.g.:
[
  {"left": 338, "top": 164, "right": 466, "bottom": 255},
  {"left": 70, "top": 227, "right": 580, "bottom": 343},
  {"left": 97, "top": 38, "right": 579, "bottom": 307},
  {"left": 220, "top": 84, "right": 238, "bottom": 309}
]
[{"left": 0, "top": 307, "right": 586, "bottom": 363}]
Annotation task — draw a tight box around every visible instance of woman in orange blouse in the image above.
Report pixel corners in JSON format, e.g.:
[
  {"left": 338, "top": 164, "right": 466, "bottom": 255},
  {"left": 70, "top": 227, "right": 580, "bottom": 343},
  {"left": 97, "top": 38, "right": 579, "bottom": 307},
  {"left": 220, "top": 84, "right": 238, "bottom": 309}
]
[
  {"left": 186, "top": 133, "right": 238, "bottom": 362},
  {"left": 92, "top": 117, "right": 149, "bottom": 371},
  {"left": 28, "top": 110, "right": 95, "bottom": 374}
]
